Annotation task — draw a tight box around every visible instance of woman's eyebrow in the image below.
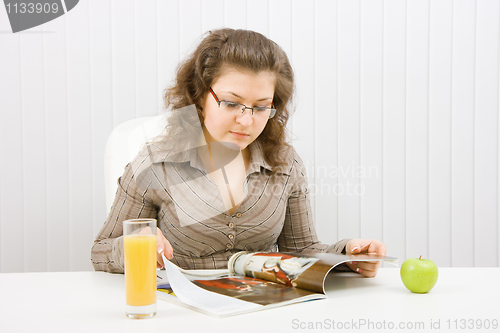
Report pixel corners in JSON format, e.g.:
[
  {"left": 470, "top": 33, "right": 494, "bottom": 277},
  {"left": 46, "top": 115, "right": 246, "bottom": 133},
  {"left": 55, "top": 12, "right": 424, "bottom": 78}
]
[{"left": 223, "top": 91, "right": 273, "bottom": 102}]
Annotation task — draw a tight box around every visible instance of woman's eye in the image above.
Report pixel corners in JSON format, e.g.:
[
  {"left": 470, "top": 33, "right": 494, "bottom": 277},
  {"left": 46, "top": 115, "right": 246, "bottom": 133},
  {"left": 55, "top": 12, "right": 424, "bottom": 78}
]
[
  {"left": 253, "top": 107, "right": 268, "bottom": 113},
  {"left": 222, "top": 101, "right": 241, "bottom": 109}
]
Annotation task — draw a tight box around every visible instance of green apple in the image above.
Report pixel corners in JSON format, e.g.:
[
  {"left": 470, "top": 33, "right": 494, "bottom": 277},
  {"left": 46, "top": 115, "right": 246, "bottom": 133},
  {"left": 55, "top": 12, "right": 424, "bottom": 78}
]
[{"left": 400, "top": 256, "right": 438, "bottom": 293}]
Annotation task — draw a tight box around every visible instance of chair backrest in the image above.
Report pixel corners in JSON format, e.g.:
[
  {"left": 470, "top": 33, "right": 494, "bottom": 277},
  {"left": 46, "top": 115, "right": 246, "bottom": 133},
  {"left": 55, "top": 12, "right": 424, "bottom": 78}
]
[{"left": 104, "top": 114, "right": 168, "bottom": 213}]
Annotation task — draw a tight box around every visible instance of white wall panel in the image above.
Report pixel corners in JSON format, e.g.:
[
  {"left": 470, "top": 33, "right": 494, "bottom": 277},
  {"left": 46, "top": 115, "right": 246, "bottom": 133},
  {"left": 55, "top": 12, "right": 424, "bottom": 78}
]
[
  {"left": 135, "top": 0, "right": 158, "bottom": 118},
  {"left": 157, "top": 0, "right": 180, "bottom": 112},
  {"left": 66, "top": 1, "right": 93, "bottom": 271},
  {"left": 405, "top": 0, "right": 429, "bottom": 259},
  {"left": 268, "top": 0, "right": 292, "bottom": 57},
  {"left": 0, "top": 30, "right": 24, "bottom": 272},
  {"left": 224, "top": 0, "right": 247, "bottom": 30},
  {"left": 337, "top": 0, "right": 361, "bottom": 241},
  {"left": 360, "top": 0, "right": 383, "bottom": 242},
  {"left": 21, "top": 26, "right": 47, "bottom": 273},
  {"left": 474, "top": 0, "right": 499, "bottom": 267},
  {"left": 179, "top": 0, "right": 202, "bottom": 60},
  {"left": 44, "top": 13, "right": 71, "bottom": 272},
  {"left": 202, "top": 0, "right": 224, "bottom": 33},
  {"left": 268, "top": 0, "right": 292, "bottom": 132},
  {"left": 428, "top": 0, "right": 453, "bottom": 268},
  {"left": 383, "top": 0, "right": 407, "bottom": 261},
  {"left": 247, "top": 0, "right": 269, "bottom": 35},
  {"left": 111, "top": 0, "right": 136, "bottom": 126},
  {"left": 314, "top": 0, "right": 339, "bottom": 245},
  {"left": 89, "top": 0, "right": 113, "bottom": 234},
  {"left": 451, "top": 0, "right": 476, "bottom": 267},
  {"left": 1, "top": 0, "right": 499, "bottom": 272},
  {"left": 291, "top": 0, "right": 316, "bottom": 216}
]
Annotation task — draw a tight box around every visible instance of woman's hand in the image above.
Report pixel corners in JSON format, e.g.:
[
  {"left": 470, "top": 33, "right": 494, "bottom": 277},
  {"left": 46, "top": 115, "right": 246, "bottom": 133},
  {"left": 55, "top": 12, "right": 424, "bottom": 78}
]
[
  {"left": 155, "top": 227, "right": 173, "bottom": 268},
  {"left": 138, "top": 227, "right": 173, "bottom": 268},
  {"left": 345, "top": 239, "right": 387, "bottom": 278}
]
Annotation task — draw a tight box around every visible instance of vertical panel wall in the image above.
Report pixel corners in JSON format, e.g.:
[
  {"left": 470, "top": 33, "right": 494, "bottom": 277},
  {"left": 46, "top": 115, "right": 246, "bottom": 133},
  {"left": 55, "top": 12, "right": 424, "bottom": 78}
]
[
  {"left": 474, "top": 0, "right": 499, "bottom": 267},
  {"left": 359, "top": 0, "right": 383, "bottom": 248},
  {"left": 314, "top": 0, "right": 339, "bottom": 244},
  {"left": 428, "top": 0, "right": 453, "bottom": 268},
  {"left": 89, "top": 0, "right": 113, "bottom": 239},
  {"left": 406, "top": 0, "right": 429, "bottom": 260},
  {"left": 21, "top": 23, "right": 47, "bottom": 272},
  {"left": 45, "top": 11, "right": 71, "bottom": 272},
  {"left": 0, "top": 0, "right": 498, "bottom": 272},
  {"left": 1, "top": 17, "right": 24, "bottom": 272},
  {"left": 66, "top": 0, "right": 93, "bottom": 271},
  {"left": 382, "top": 0, "right": 407, "bottom": 262},
  {"left": 337, "top": 0, "right": 361, "bottom": 243},
  {"left": 451, "top": 0, "right": 476, "bottom": 267}
]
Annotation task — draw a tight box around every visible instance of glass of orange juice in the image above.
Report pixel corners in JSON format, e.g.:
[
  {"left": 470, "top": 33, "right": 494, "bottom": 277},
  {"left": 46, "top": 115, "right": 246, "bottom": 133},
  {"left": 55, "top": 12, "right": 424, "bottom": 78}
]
[{"left": 123, "top": 218, "right": 157, "bottom": 319}]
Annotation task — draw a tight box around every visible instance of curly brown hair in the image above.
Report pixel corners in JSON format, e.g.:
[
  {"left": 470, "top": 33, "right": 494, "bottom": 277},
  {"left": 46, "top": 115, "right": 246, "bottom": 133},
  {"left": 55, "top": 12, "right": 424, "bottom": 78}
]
[{"left": 162, "top": 28, "right": 294, "bottom": 170}]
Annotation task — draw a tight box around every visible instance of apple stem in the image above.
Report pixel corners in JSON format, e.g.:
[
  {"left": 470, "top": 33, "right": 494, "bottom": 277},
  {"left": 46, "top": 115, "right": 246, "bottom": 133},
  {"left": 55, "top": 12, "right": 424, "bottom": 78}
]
[{"left": 419, "top": 255, "right": 422, "bottom": 260}]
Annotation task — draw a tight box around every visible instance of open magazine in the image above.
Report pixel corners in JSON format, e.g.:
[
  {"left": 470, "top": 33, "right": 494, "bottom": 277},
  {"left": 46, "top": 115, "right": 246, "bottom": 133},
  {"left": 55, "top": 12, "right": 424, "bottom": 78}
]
[{"left": 156, "top": 251, "right": 398, "bottom": 317}]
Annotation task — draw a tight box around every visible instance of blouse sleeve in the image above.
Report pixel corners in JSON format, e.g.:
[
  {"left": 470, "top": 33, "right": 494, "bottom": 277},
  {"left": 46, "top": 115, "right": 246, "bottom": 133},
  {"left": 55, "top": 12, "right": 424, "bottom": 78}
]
[
  {"left": 277, "top": 150, "right": 351, "bottom": 260},
  {"left": 91, "top": 161, "right": 158, "bottom": 273}
]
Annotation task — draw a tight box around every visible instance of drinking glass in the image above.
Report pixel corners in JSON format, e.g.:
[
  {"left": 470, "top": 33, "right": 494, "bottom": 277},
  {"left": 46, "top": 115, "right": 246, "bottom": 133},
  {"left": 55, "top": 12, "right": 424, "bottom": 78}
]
[{"left": 123, "top": 219, "right": 157, "bottom": 319}]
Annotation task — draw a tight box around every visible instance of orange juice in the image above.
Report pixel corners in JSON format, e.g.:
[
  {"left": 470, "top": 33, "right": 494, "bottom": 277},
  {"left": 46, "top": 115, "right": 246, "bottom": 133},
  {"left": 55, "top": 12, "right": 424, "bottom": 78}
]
[{"left": 124, "top": 234, "right": 157, "bottom": 306}]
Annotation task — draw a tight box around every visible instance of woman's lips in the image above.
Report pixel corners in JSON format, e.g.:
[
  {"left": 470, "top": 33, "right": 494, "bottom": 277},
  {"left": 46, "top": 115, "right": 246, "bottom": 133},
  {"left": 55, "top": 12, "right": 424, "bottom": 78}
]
[{"left": 230, "top": 131, "right": 250, "bottom": 139}]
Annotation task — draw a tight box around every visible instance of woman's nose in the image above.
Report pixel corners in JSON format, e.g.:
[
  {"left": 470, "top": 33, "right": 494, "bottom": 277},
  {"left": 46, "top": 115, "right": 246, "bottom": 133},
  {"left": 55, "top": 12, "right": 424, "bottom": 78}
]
[{"left": 236, "top": 108, "right": 253, "bottom": 126}]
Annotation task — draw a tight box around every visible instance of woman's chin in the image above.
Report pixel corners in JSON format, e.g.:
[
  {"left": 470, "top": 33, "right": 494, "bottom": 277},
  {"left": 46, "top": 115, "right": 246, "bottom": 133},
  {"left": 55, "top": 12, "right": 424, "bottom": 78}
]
[
  {"left": 217, "top": 141, "right": 242, "bottom": 151},
  {"left": 234, "top": 143, "right": 249, "bottom": 151},
  {"left": 223, "top": 137, "right": 251, "bottom": 151}
]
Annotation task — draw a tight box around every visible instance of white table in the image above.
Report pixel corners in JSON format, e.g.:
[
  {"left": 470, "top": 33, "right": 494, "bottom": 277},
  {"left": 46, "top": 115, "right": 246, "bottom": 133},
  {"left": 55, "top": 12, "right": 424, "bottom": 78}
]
[{"left": 1, "top": 268, "right": 499, "bottom": 333}]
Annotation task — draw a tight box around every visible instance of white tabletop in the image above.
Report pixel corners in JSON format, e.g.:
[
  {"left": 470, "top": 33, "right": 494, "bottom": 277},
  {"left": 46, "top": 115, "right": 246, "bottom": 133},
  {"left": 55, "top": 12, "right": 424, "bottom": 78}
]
[{"left": 1, "top": 268, "right": 498, "bottom": 333}]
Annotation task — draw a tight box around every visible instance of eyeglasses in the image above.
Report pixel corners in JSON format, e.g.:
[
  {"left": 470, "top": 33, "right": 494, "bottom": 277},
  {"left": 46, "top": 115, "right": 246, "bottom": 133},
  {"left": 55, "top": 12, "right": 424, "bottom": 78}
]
[{"left": 209, "top": 87, "right": 277, "bottom": 119}]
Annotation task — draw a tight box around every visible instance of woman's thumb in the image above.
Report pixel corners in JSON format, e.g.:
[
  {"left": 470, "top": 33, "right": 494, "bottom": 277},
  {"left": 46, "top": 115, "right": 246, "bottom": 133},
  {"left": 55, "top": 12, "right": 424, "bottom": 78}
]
[{"left": 348, "top": 242, "right": 362, "bottom": 254}]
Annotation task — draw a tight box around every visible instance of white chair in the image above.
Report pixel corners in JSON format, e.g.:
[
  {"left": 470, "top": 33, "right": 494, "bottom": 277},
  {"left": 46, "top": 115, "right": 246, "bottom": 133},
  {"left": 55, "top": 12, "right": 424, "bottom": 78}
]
[{"left": 104, "top": 114, "right": 169, "bottom": 213}]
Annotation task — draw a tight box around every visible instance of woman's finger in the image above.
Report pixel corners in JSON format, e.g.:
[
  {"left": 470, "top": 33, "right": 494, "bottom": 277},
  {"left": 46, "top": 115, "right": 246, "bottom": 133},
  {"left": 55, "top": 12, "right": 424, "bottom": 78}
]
[
  {"left": 162, "top": 237, "right": 174, "bottom": 259},
  {"left": 346, "top": 260, "right": 382, "bottom": 277},
  {"left": 155, "top": 227, "right": 174, "bottom": 268}
]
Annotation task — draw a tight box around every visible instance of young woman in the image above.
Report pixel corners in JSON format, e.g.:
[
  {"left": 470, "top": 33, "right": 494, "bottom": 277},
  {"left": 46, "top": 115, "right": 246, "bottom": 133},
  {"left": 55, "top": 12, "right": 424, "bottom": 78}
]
[{"left": 91, "top": 28, "right": 386, "bottom": 277}]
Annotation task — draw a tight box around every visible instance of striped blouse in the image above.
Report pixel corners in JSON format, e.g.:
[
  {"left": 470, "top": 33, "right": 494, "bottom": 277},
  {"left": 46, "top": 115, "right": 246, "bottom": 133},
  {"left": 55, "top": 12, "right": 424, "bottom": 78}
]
[{"left": 91, "top": 140, "right": 350, "bottom": 273}]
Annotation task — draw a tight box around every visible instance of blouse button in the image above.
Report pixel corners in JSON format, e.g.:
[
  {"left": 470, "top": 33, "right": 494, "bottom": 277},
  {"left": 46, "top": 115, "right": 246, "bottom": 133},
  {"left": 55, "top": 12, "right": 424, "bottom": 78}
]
[
  {"left": 235, "top": 212, "right": 242, "bottom": 218},
  {"left": 228, "top": 222, "right": 234, "bottom": 229},
  {"left": 226, "top": 243, "right": 233, "bottom": 249},
  {"left": 228, "top": 234, "right": 234, "bottom": 240}
]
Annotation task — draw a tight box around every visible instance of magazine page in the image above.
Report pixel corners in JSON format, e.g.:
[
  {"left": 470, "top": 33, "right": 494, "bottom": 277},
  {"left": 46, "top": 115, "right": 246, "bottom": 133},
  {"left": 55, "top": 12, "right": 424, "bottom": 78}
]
[
  {"left": 160, "top": 256, "right": 262, "bottom": 317},
  {"left": 156, "top": 252, "right": 397, "bottom": 317},
  {"left": 157, "top": 255, "right": 326, "bottom": 317},
  {"left": 189, "top": 275, "right": 323, "bottom": 306},
  {"left": 229, "top": 251, "right": 398, "bottom": 293}
]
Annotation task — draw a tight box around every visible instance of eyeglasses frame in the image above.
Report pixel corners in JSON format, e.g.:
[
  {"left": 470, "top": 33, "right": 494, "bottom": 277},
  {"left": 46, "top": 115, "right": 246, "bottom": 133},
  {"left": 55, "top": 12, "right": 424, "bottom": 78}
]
[{"left": 209, "top": 87, "right": 277, "bottom": 119}]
